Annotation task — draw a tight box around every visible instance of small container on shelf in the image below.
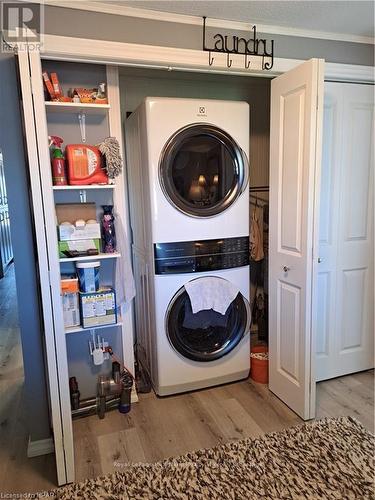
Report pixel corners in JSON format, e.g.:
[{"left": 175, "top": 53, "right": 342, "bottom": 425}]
[{"left": 76, "top": 261, "right": 100, "bottom": 293}]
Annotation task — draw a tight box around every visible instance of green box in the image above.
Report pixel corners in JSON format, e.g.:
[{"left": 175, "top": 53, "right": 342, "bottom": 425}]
[{"left": 58, "top": 239, "right": 101, "bottom": 258}]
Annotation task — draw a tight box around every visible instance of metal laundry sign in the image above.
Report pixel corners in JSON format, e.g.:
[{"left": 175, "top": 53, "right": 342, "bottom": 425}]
[{"left": 202, "top": 16, "right": 274, "bottom": 70}]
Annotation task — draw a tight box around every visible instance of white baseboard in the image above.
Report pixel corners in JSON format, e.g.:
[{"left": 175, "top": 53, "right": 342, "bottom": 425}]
[{"left": 27, "top": 436, "right": 55, "bottom": 458}]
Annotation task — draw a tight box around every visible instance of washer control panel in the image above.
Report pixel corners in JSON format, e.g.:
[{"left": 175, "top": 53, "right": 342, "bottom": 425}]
[{"left": 154, "top": 237, "right": 249, "bottom": 275}]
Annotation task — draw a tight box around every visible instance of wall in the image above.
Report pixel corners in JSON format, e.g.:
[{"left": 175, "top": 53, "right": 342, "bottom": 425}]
[
  {"left": 0, "top": 52, "right": 51, "bottom": 441},
  {"left": 42, "top": 5, "right": 374, "bottom": 66}
]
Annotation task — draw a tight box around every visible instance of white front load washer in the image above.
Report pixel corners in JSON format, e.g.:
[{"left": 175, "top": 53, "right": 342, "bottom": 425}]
[
  {"left": 126, "top": 97, "right": 249, "bottom": 244},
  {"left": 144, "top": 237, "right": 251, "bottom": 396}
]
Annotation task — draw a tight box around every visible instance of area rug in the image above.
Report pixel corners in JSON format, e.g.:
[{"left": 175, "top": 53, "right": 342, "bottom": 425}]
[{"left": 53, "top": 417, "right": 374, "bottom": 499}]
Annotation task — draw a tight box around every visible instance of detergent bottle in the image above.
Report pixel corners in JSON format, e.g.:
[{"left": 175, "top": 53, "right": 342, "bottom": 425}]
[
  {"left": 49, "top": 136, "right": 67, "bottom": 185},
  {"left": 65, "top": 144, "right": 108, "bottom": 185}
]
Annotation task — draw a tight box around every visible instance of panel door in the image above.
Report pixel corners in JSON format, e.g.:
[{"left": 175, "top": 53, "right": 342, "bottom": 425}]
[
  {"left": 316, "top": 82, "right": 374, "bottom": 381},
  {"left": 269, "top": 59, "right": 324, "bottom": 420}
]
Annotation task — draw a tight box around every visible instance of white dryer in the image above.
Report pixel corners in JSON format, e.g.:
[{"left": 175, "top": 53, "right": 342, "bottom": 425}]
[
  {"left": 144, "top": 237, "right": 251, "bottom": 396},
  {"left": 126, "top": 97, "right": 249, "bottom": 244}
]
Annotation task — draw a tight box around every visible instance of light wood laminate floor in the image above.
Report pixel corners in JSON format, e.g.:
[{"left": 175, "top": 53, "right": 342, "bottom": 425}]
[{"left": 0, "top": 267, "right": 373, "bottom": 493}]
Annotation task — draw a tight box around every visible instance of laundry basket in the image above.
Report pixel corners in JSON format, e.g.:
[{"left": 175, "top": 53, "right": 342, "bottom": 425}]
[{"left": 250, "top": 345, "right": 269, "bottom": 384}]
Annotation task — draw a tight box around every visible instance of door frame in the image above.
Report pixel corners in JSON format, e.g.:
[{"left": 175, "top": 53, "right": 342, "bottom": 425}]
[{"left": 17, "top": 35, "right": 373, "bottom": 484}]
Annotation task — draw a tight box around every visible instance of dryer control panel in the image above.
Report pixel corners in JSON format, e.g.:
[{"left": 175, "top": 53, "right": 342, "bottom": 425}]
[{"left": 154, "top": 236, "right": 249, "bottom": 275}]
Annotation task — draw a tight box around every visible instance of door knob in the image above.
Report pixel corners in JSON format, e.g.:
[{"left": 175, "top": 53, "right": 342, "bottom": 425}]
[
  {"left": 318, "top": 257, "right": 322, "bottom": 263},
  {"left": 283, "top": 265, "right": 290, "bottom": 272}
]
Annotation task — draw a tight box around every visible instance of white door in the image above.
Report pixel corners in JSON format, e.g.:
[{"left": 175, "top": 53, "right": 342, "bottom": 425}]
[
  {"left": 316, "top": 82, "right": 374, "bottom": 381},
  {"left": 17, "top": 50, "right": 69, "bottom": 484},
  {"left": 269, "top": 59, "right": 324, "bottom": 420}
]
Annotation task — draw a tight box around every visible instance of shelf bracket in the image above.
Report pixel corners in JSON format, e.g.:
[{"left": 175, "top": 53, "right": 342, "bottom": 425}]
[
  {"left": 78, "top": 112, "right": 86, "bottom": 143},
  {"left": 79, "top": 189, "right": 87, "bottom": 203}
]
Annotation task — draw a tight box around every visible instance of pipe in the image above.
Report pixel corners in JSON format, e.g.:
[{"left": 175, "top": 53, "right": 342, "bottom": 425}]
[{"left": 71, "top": 396, "right": 120, "bottom": 419}]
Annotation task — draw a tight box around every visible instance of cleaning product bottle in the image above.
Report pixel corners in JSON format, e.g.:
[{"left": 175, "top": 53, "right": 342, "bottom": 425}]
[{"left": 49, "top": 135, "right": 67, "bottom": 186}]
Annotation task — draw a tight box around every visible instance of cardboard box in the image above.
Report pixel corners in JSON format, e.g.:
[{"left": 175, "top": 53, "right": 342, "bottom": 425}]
[
  {"left": 62, "top": 293, "right": 80, "bottom": 328},
  {"left": 61, "top": 274, "right": 80, "bottom": 328},
  {"left": 56, "top": 204, "right": 101, "bottom": 257},
  {"left": 58, "top": 239, "right": 101, "bottom": 258},
  {"left": 42, "top": 71, "right": 55, "bottom": 100},
  {"left": 56, "top": 203, "right": 97, "bottom": 225},
  {"left": 61, "top": 274, "right": 79, "bottom": 293},
  {"left": 80, "top": 288, "right": 117, "bottom": 329},
  {"left": 58, "top": 222, "right": 101, "bottom": 242}
]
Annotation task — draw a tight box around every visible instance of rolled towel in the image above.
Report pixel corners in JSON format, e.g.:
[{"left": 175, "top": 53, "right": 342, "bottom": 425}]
[{"left": 185, "top": 277, "right": 240, "bottom": 315}]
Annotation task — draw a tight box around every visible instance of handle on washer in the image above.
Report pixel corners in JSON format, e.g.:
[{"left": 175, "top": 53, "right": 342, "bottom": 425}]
[
  {"left": 242, "top": 295, "right": 251, "bottom": 337},
  {"left": 240, "top": 148, "right": 250, "bottom": 194}
]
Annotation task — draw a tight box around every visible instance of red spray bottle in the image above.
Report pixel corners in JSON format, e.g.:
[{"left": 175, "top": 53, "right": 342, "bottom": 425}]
[{"left": 49, "top": 135, "right": 67, "bottom": 186}]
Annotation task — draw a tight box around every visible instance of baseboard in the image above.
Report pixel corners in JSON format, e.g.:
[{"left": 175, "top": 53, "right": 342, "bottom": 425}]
[{"left": 27, "top": 436, "right": 55, "bottom": 458}]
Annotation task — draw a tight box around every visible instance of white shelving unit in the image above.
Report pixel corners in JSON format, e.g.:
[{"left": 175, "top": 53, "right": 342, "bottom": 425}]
[
  {"left": 18, "top": 53, "right": 136, "bottom": 486},
  {"left": 53, "top": 184, "right": 115, "bottom": 191},
  {"left": 45, "top": 101, "right": 110, "bottom": 114},
  {"left": 59, "top": 252, "right": 121, "bottom": 263},
  {"left": 65, "top": 321, "right": 123, "bottom": 335}
]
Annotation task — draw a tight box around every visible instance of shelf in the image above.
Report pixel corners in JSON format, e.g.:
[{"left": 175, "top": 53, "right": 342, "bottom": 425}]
[
  {"left": 45, "top": 101, "right": 110, "bottom": 114},
  {"left": 53, "top": 185, "right": 115, "bottom": 191},
  {"left": 59, "top": 252, "right": 121, "bottom": 263},
  {"left": 65, "top": 321, "right": 123, "bottom": 335}
]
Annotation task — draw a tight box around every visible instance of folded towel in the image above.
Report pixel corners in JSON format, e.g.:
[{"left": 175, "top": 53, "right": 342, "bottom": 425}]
[{"left": 185, "top": 277, "right": 240, "bottom": 315}]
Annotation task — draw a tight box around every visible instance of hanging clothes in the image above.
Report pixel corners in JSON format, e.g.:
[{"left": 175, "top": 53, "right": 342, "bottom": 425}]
[{"left": 250, "top": 203, "right": 264, "bottom": 262}]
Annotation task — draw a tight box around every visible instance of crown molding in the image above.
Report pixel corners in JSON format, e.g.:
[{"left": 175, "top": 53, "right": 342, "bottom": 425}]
[
  {"left": 40, "top": 34, "right": 374, "bottom": 84},
  {"left": 37, "top": 0, "right": 375, "bottom": 45}
]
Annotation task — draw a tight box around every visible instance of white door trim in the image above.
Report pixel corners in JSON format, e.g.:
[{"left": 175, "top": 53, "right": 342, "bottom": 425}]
[{"left": 40, "top": 34, "right": 374, "bottom": 83}]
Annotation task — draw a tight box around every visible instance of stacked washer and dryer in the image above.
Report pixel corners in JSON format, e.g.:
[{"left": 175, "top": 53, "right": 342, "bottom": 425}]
[{"left": 126, "top": 98, "right": 250, "bottom": 396}]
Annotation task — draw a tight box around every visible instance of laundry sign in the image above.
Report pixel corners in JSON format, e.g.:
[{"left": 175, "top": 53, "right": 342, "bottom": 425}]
[{"left": 202, "top": 16, "right": 274, "bottom": 70}]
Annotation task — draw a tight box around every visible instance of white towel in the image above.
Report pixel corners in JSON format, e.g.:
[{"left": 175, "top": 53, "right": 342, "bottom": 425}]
[
  {"left": 185, "top": 277, "right": 240, "bottom": 315},
  {"left": 114, "top": 212, "right": 136, "bottom": 305}
]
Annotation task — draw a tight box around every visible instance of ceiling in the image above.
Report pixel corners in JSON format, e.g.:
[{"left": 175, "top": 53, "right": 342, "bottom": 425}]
[{"left": 108, "top": 1, "right": 375, "bottom": 38}]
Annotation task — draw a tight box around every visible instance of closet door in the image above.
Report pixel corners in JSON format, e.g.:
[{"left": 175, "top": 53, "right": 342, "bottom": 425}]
[
  {"left": 269, "top": 59, "right": 324, "bottom": 420},
  {"left": 316, "top": 82, "right": 374, "bottom": 381},
  {"left": 17, "top": 50, "right": 69, "bottom": 485}
]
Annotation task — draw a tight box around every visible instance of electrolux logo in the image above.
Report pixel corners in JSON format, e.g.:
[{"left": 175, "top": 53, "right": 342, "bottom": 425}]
[
  {"left": 197, "top": 106, "right": 207, "bottom": 117},
  {"left": 1, "top": 2, "right": 44, "bottom": 52}
]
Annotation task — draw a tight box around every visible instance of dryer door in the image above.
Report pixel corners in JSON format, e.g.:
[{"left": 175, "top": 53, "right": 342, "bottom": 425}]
[
  {"left": 159, "top": 124, "right": 248, "bottom": 218},
  {"left": 166, "top": 278, "right": 250, "bottom": 362}
]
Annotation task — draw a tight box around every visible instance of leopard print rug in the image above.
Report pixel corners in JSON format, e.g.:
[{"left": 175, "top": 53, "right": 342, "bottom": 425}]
[{"left": 52, "top": 416, "right": 374, "bottom": 499}]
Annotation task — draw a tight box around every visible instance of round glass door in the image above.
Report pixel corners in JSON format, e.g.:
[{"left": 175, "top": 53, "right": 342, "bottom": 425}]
[
  {"left": 159, "top": 124, "right": 248, "bottom": 218},
  {"left": 166, "top": 283, "right": 249, "bottom": 362}
]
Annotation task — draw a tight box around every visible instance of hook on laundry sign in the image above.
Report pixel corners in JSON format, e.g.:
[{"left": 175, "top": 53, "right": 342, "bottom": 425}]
[{"left": 202, "top": 16, "right": 274, "bottom": 70}]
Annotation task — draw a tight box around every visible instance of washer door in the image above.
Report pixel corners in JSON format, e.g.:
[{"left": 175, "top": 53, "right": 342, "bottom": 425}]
[
  {"left": 166, "top": 281, "right": 250, "bottom": 362},
  {"left": 159, "top": 124, "right": 248, "bottom": 218}
]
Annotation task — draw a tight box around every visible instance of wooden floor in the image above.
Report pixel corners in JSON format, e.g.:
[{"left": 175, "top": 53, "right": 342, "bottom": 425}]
[{"left": 0, "top": 266, "right": 373, "bottom": 493}]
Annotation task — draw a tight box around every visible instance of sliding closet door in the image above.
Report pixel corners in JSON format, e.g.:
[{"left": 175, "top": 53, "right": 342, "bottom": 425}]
[
  {"left": 269, "top": 59, "right": 324, "bottom": 420},
  {"left": 316, "top": 82, "right": 374, "bottom": 381}
]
